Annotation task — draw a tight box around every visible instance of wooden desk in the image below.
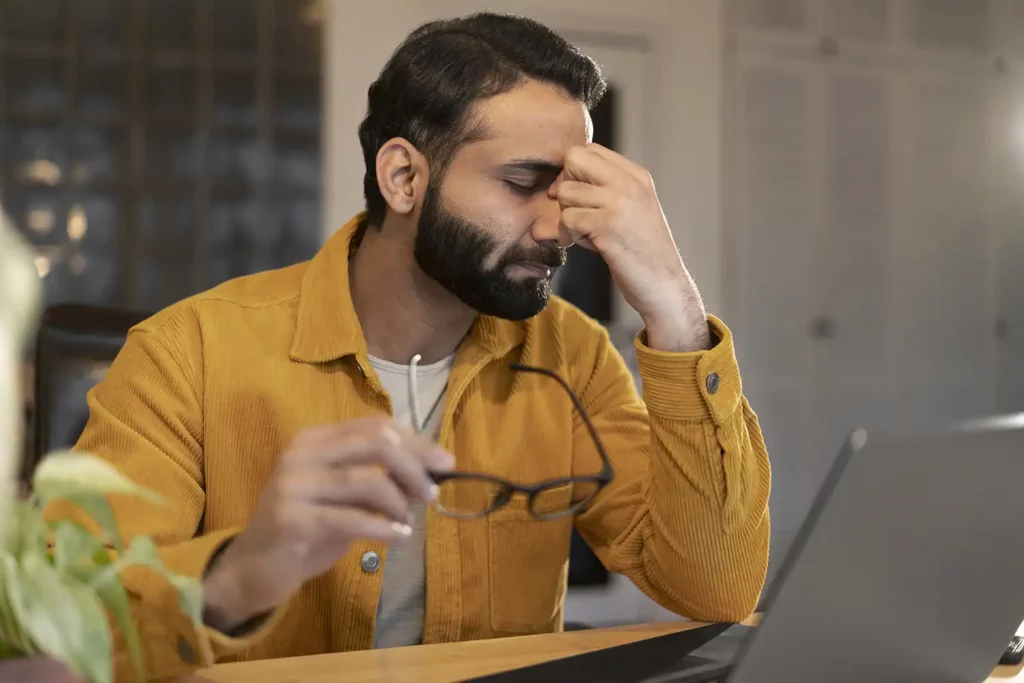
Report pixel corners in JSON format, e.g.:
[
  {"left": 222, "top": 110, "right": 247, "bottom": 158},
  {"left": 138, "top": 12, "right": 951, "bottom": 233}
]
[{"left": 179, "top": 620, "right": 1024, "bottom": 683}]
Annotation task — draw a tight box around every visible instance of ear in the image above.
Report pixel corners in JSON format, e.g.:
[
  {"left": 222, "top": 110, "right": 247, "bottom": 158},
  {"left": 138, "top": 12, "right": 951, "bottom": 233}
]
[{"left": 375, "top": 138, "right": 429, "bottom": 216}]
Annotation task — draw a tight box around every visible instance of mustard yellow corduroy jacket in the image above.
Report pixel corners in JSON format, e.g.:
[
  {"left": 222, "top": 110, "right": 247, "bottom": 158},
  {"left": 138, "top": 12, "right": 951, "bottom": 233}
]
[{"left": 46, "top": 213, "right": 770, "bottom": 681}]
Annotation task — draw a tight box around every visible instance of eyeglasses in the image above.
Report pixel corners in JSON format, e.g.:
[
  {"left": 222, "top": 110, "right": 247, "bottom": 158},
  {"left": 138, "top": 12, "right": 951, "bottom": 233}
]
[{"left": 425, "top": 364, "right": 614, "bottom": 521}]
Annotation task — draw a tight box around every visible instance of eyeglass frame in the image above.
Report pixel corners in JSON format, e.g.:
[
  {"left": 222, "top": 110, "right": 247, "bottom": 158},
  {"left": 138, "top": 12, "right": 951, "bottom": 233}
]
[{"left": 427, "top": 363, "right": 614, "bottom": 520}]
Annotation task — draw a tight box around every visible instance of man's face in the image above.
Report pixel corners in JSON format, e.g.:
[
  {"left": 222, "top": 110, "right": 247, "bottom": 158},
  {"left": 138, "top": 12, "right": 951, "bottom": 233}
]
[{"left": 413, "top": 80, "right": 592, "bottom": 321}]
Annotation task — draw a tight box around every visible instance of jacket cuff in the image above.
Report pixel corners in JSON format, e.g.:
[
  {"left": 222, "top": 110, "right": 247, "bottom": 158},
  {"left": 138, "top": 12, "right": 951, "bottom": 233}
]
[
  {"left": 635, "top": 314, "right": 742, "bottom": 424},
  {"left": 121, "top": 528, "right": 284, "bottom": 677}
]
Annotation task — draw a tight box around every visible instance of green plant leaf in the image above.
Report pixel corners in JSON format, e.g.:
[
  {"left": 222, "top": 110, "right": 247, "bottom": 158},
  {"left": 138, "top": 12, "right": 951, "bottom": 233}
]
[
  {"left": 0, "top": 581, "right": 31, "bottom": 657},
  {"left": 34, "top": 454, "right": 164, "bottom": 552},
  {"left": 120, "top": 536, "right": 159, "bottom": 565},
  {"left": 0, "top": 637, "right": 18, "bottom": 658},
  {"left": 169, "top": 574, "right": 204, "bottom": 630},
  {"left": 120, "top": 536, "right": 204, "bottom": 631},
  {"left": 2, "top": 552, "right": 81, "bottom": 674},
  {"left": 48, "top": 522, "right": 140, "bottom": 683},
  {"left": 7, "top": 501, "right": 47, "bottom": 559},
  {"left": 32, "top": 452, "right": 164, "bottom": 507},
  {"left": 51, "top": 520, "right": 106, "bottom": 578},
  {"left": 64, "top": 580, "right": 113, "bottom": 683},
  {"left": 2, "top": 453, "right": 202, "bottom": 682},
  {"left": 62, "top": 494, "right": 123, "bottom": 552},
  {"left": 4, "top": 549, "right": 119, "bottom": 683},
  {"left": 88, "top": 553, "right": 144, "bottom": 683}
]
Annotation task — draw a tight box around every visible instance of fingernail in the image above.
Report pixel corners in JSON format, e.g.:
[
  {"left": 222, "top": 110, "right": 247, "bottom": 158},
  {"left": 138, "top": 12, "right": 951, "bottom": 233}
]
[
  {"left": 428, "top": 484, "right": 441, "bottom": 501},
  {"left": 391, "top": 522, "right": 412, "bottom": 537}
]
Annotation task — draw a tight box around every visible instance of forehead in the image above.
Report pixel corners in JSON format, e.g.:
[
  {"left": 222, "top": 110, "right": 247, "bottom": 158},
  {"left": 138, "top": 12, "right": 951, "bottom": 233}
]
[{"left": 457, "top": 80, "right": 592, "bottom": 166}]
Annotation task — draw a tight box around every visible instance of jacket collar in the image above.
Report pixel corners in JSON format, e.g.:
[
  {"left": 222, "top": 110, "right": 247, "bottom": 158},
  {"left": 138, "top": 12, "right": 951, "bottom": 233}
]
[{"left": 289, "top": 213, "right": 525, "bottom": 365}]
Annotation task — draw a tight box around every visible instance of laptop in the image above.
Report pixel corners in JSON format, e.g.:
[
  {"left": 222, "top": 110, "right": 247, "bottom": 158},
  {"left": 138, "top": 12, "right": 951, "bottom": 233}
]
[{"left": 470, "top": 415, "right": 1024, "bottom": 683}]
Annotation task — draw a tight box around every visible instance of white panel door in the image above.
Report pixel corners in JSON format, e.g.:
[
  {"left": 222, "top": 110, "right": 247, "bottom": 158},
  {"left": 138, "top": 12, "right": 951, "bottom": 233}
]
[
  {"left": 911, "top": 0, "right": 994, "bottom": 56},
  {"left": 826, "top": 0, "right": 895, "bottom": 47},
  {"left": 810, "top": 64, "right": 895, "bottom": 484},
  {"left": 739, "top": 0, "right": 815, "bottom": 34},
  {"left": 730, "top": 56, "right": 818, "bottom": 553},
  {"left": 890, "top": 68, "right": 996, "bottom": 428}
]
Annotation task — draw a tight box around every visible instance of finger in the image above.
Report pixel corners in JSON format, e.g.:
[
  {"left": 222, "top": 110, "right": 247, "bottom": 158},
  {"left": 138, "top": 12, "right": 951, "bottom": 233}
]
[
  {"left": 297, "top": 419, "right": 453, "bottom": 471},
  {"left": 334, "top": 424, "right": 453, "bottom": 503},
  {"left": 585, "top": 143, "right": 651, "bottom": 183},
  {"left": 560, "top": 208, "right": 602, "bottom": 252},
  {"left": 572, "top": 236, "right": 597, "bottom": 251},
  {"left": 290, "top": 422, "right": 434, "bottom": 501},
  {"left": 313, "top": 505, "right": 415, "bottom": 544},
  {"left": 562, "top": 145, "right": 618, "bottom": 186},
  {"left": 556, "top": 180, "right": 608, "bottom": 209},
  {"left": 373, "top": 426, "right": 455, "bottom": 502},
  {"left": 288, "top": 466, "right": 413, "bottom": 525}
]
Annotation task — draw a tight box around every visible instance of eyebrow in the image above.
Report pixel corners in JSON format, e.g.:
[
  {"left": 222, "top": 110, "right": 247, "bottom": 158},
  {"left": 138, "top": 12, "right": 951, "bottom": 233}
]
[{"left": 502, "top": 159, "right": 563, "bottom": 175}]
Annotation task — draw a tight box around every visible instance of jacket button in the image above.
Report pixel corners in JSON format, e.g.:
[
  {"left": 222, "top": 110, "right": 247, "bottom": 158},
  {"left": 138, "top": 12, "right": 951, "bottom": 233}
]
[
  {"left": 706, "top": 372, "right": 721, "bottom": 394},
  {"left": 177, "top": 634, "right": 197, "bottom": 663},
  {"left": 361, "top": 550, "right": 381, "bottom": 573}
]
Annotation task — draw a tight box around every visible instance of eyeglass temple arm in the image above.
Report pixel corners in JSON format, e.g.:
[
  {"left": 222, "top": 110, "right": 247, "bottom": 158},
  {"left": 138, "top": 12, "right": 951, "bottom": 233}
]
[{"left": 507, "top": 363, "right": 614, "bottom": 481}]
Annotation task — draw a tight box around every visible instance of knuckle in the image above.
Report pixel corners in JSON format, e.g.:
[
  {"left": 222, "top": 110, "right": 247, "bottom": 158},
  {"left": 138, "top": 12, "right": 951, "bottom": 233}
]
[
  {"left": 375, "top": 426, "right": 403, "bottom": 451},
  {"left": 625, "top": 176, "right": 645, "bottom": 199}
]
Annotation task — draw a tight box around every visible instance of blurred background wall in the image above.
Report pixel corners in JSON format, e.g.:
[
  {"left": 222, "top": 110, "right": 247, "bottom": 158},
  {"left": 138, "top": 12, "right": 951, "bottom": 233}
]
[{"left": 4, "top": 0, "right": 1024, "bottom": 628}]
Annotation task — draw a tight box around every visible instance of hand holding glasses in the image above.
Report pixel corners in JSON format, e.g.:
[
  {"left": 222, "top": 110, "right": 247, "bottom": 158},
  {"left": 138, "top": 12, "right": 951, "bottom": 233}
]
[{"left": 201, "top": 361, "right": 611, "bottom": 632}]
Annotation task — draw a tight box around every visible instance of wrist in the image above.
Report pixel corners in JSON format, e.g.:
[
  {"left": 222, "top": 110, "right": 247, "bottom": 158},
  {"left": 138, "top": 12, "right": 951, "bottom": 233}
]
[
  {"left": 644, "top": 317, "right": 711, "bottom": 353},
  {"left": 641, "top": 295, "right": 711, "bottom": 353},
  {"left": 201, "top": 542, "right": 269, "bottom": 633}
]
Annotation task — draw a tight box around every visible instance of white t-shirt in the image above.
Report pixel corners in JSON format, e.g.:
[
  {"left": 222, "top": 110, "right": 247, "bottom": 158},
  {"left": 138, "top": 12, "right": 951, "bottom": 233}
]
[{"left": 368, "top": 353, "right": 453, "bottom": 649}]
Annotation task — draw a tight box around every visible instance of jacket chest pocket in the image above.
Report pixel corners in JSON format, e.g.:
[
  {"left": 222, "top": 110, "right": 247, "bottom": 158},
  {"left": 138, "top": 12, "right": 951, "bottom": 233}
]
[{"left": 488, "top": 484, "right": 575, "bottom": 635}]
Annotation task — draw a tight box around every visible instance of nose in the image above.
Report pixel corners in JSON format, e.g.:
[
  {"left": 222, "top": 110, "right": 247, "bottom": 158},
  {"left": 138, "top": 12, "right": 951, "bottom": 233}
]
[{"left": 531, "top": 195, "right": 574, "bottom": 248}]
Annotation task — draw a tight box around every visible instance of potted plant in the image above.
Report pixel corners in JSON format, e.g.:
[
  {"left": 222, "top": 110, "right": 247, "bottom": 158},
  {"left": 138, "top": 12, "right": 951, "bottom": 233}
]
[{"left": 0, "top": 209, "right": 202, "bottom": 682}]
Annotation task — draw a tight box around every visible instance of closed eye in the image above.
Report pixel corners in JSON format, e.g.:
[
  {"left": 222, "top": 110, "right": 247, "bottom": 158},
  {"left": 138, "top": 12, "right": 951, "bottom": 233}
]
[{"left": 503, "top": 179, "right": 544, "bottom": 196}]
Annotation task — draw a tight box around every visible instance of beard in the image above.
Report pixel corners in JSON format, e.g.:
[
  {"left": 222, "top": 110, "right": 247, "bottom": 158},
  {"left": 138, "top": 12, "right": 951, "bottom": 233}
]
[{"left": 413, "top": 182, "right": 567, "bottom": 321}]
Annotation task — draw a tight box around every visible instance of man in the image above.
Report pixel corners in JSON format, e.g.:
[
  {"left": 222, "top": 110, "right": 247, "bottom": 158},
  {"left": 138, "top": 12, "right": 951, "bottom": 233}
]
[{"left": 49, "top": 12, "right": 770, "bottom": 680}]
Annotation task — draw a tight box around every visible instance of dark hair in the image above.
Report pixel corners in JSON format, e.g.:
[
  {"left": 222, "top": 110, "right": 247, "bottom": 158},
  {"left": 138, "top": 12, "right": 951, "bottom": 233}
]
[{"left": 358, "top": 12, "right": 607, "bottom": 226}]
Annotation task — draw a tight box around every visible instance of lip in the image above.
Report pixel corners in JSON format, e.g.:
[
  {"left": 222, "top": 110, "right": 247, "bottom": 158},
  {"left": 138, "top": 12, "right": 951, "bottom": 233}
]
[{"left": 508, "top": 262, "right": 554, "bottom": 278}]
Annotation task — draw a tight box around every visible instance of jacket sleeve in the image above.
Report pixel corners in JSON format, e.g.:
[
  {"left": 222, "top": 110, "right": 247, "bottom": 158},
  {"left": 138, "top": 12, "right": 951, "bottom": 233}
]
[
  {"left": 572, "top": 314, "right": 771, "bottom": 622},
  {"left": 41, "top": 311, "right": 282, "bottom": 681}
]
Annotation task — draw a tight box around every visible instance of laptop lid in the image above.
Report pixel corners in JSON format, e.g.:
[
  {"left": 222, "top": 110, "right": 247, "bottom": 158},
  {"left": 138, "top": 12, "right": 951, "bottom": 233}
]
[
  {"left": 728, "top": 417, "right": 1024, "bottom": 683},
  {"left": 465, "top": 623, "right": 732, "bottom": 682}
]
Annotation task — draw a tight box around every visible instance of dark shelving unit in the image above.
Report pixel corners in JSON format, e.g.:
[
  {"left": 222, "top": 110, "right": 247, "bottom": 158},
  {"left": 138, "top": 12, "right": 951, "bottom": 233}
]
[{"left": 0, "top": 0, "right": 324, "bottom": 310}]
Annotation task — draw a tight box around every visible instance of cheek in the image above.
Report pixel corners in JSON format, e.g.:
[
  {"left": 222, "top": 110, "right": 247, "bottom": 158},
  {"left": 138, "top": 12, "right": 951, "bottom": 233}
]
[
  {"left": 447, "top": 179, "right": 516, "bottom": 229},
  {"left": 441, "top": 176, "right": 532, "bottom": 263}
]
